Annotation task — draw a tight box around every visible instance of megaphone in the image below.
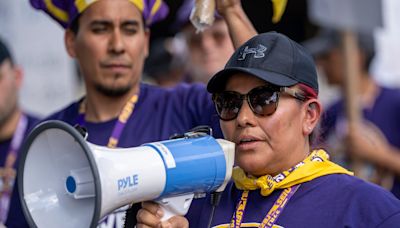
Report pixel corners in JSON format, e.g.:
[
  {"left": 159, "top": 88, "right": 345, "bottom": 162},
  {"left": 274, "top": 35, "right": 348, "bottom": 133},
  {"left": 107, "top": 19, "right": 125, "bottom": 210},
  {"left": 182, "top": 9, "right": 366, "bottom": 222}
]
[{"left": 18, "top": 120, "right": 234, "bottom": 228}]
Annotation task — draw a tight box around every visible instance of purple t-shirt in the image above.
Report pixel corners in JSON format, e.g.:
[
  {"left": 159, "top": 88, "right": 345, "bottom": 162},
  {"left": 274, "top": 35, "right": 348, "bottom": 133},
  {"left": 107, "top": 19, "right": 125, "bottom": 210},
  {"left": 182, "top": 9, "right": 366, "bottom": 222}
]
[
  {"left": 6, "top": 83, "right": 222, "bottom": 228},
  {"left": 187, "top": 174, "right": 400, "bottom": 227},
  {"left": 47, "top": 83, "right": 222, "bottom": 146},
  {"left": 320, "top": 86, "right": 400, "bottom": 199}
]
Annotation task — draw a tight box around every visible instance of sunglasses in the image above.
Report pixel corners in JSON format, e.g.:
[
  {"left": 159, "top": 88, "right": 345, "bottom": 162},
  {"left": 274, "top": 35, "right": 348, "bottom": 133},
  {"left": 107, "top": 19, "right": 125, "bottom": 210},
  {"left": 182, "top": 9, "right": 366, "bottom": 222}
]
[{"left": 212, "top": 85, "right": 306, "bottom": 121}]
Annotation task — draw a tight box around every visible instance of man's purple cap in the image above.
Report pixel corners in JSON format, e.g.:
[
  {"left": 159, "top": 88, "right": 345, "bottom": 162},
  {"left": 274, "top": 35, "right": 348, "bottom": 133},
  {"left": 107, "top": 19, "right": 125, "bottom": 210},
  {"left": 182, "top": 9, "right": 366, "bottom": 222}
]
[{"left": 29, "top": 0, "right": 169, "bottom": 28}]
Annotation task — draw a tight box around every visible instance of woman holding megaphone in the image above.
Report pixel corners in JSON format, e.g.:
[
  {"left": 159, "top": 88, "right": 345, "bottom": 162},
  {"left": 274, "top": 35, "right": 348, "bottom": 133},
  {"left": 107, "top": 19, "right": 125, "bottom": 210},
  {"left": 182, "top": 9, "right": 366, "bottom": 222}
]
[{"left": 135, "top": 2, "right": 400, "bottom": 227}]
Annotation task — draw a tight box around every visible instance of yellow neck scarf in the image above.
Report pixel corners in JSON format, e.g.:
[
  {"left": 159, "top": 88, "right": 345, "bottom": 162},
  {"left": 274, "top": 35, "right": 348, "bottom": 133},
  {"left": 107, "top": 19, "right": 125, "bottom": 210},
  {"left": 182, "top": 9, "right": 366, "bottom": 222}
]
[{"left": 233, "top": 149, "right": 353, "bottom": 196}]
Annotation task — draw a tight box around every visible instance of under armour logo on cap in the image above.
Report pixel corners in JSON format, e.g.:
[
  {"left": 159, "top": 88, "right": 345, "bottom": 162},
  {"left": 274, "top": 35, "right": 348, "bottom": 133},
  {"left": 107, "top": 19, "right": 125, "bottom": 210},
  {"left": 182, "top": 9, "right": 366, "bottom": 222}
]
[
  {"left": 238, "top": 44, "right": 267, "bottom": 60},
  {"left": 207, "top": 32, "right": 319, "bottom": 94}
]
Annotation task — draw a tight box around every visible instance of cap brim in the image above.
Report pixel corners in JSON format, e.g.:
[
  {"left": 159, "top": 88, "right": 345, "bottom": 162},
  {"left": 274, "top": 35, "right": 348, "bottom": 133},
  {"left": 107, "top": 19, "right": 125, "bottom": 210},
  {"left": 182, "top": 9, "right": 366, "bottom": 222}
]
[{"left": 207, "top": 67, "right": 298, "bottom": 93}]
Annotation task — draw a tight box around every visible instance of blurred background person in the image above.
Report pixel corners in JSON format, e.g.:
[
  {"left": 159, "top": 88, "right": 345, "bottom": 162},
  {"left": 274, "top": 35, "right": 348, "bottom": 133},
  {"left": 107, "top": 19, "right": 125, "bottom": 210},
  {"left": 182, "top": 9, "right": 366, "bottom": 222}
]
[
  {"left": 143, "top": 0, "right": 235, "bottom": 86},
  {"left": 143, "top": 37, "right": 188, "bottom": 87},
  {"left": 0, "top": 38, "right": 38, "bottom": 226},
  {"left": 304, "top": 29, "right": 400, "bottom": 198},
  {"left": 179, "top": 15, "right": 235, "bottom": 84},
  {"left": 145, "top": 17, "right": 234, "bottom": 86}
]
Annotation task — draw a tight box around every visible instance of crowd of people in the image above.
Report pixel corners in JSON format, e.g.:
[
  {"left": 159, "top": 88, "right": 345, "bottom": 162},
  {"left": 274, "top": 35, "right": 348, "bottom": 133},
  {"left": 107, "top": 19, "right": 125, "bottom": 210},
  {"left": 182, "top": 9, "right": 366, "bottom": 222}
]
[{"left": 1, "top": 0, "right": 400, "bottom": 227}]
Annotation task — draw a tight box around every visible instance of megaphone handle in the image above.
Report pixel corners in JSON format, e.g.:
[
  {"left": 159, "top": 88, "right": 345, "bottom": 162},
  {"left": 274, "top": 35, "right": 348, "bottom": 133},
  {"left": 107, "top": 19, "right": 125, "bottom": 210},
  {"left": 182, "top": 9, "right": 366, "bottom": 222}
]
[{"left": 155, "top": 193, "right": 195, "bottom": 221}]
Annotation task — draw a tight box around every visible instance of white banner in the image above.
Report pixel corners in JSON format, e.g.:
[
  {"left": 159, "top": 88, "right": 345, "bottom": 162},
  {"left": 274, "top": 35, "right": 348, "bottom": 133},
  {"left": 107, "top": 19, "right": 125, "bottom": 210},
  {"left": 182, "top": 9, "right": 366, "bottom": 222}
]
[{"left": 0, "top": 1, "right": 80, "bottom": 117}]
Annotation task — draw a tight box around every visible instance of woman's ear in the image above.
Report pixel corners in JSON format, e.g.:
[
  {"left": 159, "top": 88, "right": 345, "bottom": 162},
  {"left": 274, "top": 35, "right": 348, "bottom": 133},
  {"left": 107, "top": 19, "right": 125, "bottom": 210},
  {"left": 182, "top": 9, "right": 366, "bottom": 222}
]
[{"left": 302, "top": 99, "right": 322, "bottom": 136}]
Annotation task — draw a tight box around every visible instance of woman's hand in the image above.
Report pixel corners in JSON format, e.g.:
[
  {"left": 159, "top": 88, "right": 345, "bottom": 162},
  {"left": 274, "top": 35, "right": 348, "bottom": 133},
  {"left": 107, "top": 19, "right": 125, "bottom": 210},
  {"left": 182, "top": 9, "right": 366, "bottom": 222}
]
[{"left": 136, "top": 201, "right": 189, "bottom": 228}]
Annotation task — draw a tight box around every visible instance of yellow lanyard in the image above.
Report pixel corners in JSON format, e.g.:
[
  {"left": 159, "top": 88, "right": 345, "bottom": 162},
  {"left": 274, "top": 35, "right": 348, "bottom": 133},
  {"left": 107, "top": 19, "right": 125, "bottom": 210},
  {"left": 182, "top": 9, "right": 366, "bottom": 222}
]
[
  {"left": 230, "top": 185, "right": 300, "bottom": 228},
  {"left": 77, "top": 95, "right": 138, "bottom": 148}
]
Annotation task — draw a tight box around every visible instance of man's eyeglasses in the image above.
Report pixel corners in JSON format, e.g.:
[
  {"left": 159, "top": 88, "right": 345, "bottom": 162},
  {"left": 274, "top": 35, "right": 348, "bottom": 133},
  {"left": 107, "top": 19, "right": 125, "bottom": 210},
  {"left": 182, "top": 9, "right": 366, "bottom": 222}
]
[{"left": 212, "top": 85, "right": 306, "bottom": 121}]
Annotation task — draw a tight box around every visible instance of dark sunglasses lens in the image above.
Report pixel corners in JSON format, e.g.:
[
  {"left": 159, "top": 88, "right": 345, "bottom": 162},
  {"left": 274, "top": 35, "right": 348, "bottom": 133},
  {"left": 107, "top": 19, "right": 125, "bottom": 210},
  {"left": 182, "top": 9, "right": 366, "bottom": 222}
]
[
  {"left": 248, "top": 88, "right": 278, "bottom": 116},
  {"left": 214, "top": 92, "right": 243, "bottom": 120}
]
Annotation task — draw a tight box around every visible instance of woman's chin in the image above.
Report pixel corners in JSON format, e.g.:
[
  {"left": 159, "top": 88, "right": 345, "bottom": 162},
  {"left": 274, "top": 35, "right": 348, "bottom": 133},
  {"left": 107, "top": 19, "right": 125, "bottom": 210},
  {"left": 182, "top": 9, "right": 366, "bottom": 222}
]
[{"left": 237, "top": 161, "right": 265, "bottom": 176}]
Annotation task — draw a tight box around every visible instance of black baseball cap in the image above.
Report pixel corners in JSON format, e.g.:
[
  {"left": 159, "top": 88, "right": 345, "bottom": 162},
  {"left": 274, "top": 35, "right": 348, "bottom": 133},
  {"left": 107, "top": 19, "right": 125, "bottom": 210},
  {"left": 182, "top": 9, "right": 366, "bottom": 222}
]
[
  {"left": 0, "top": 38, "right": 13, "bottom": 65},
  {"left": 207, "top": 32, "right": 318, "bottom": 94}
]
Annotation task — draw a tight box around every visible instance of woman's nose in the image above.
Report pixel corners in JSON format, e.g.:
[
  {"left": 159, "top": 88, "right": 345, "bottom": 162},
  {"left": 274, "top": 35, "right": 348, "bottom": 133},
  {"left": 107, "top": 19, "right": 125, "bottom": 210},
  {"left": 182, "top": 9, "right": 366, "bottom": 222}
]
[{"left": 236, "top": 100, "right": 257, "bottom": 127}]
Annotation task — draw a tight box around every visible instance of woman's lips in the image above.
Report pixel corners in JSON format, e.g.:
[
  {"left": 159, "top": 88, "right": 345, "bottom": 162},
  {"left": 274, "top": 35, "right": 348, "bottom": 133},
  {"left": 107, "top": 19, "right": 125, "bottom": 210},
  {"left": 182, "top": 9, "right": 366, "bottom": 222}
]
[{"left": 236, "top": 139, "right": 261, "bottom": 151}]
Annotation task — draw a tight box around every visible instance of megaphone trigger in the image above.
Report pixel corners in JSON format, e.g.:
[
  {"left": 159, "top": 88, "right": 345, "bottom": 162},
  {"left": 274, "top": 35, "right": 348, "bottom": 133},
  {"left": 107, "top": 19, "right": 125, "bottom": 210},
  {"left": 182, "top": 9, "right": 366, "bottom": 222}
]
[{"left": 156, "top": 193, "right": 195, "bottom": 221}]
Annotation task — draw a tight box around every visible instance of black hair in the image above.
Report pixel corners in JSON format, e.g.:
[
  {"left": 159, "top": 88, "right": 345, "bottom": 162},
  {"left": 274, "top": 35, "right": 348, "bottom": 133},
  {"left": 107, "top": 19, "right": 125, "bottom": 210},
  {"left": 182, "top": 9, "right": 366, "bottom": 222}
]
[{"left": 0, "top": 38, "right": 14, "bottom": 66}]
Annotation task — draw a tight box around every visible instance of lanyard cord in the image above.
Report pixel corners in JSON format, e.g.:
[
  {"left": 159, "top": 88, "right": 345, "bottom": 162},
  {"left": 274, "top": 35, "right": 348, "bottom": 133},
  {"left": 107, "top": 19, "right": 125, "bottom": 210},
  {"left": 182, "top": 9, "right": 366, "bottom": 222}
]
[
  {"left": 77, "top": 95, "right": 138, "bottom": 148},
  {"left": 0, "top": 114, "right": 28, "bottom": 222},
  {"left": 230, "top": 184, "right": 300, "bottom": 228}
]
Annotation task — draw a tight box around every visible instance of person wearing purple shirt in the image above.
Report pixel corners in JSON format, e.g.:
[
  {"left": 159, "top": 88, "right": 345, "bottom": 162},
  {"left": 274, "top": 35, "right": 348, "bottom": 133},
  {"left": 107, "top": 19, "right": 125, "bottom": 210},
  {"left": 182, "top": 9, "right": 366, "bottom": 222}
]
[
  {"left": 304, "top": 29, "right": 400, "bottom": 199},
  {"left": 0, "top": 38, "right": 39, "bottom": 227},
  {"left": 136, "top": 31, "right": 400, "bottom": 228}
]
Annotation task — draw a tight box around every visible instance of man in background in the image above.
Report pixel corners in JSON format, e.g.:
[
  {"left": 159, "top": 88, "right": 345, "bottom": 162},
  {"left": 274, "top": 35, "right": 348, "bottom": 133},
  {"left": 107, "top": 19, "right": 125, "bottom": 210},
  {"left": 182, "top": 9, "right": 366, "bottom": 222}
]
[
  {"left": 304, "top": 29, "right": 400, "bottom": 198},
  {"left": 0, "top": 38, "right": 38, "bottom": 227}
]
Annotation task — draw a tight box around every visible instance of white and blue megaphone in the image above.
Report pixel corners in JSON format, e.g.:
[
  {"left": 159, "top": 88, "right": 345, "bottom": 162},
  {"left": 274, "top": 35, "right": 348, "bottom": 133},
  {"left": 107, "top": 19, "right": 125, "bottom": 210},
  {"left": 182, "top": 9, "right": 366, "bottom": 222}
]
[{"left": 18, "top": 120, "right": 235, "bottom": 228}]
